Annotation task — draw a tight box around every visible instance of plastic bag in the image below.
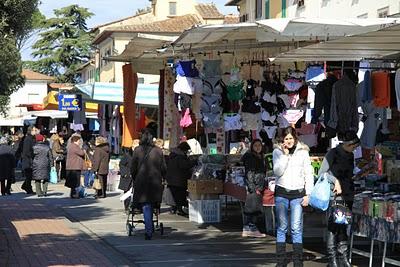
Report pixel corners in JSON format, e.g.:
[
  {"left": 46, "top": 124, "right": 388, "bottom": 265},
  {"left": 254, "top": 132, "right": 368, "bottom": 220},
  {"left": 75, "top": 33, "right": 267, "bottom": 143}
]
[
  {"left": 49, "top": 167, "right": 58, "bottom": 184},
  {"left": 309, "top": 173, "right": 331, "bottom": 211}
]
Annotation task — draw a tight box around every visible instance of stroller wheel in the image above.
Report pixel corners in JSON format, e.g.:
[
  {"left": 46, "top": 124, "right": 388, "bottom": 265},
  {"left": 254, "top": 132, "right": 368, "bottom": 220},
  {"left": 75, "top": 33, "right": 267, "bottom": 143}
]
[
  {"left": 126, "top": 223, "right": 133, "bottom": 236},
  {"left": 159, "top": 223, "right": 164, "bottom": 235}
]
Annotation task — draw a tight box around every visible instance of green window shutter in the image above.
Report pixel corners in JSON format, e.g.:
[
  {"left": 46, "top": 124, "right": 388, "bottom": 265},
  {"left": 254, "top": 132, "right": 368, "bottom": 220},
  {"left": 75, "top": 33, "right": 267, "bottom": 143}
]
[
  {"left": 265, "top": 0, "right": 270, "bottom": 19},
  {"left": 281, "top": 0, "right": 286, "bottom": 18}
]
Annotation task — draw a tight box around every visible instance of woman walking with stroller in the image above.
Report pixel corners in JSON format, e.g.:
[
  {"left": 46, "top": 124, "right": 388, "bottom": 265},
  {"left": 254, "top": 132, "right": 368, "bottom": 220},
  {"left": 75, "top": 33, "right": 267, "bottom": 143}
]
[
  {"left": 131, "top": 129, "right": 166, "bottom": 240},
  {"left": 273, "top": 127, "right": 314, "bottom": 267},
  {"left": 32, "top": 134, "right": 53, "bottom": 197}
]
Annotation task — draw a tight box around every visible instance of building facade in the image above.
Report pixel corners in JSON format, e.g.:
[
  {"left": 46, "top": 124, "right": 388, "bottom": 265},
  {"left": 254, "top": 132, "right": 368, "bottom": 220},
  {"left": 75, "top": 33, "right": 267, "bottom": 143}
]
[{"left": 226, "top": 0, "right": 400, "bottom": 22}]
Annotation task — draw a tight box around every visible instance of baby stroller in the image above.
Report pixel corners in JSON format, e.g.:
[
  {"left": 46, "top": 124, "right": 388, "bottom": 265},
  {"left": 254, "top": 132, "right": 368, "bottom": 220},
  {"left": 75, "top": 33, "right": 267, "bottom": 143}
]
[{"left": 125, "top": 187, "right": 164, "bottom": 237}]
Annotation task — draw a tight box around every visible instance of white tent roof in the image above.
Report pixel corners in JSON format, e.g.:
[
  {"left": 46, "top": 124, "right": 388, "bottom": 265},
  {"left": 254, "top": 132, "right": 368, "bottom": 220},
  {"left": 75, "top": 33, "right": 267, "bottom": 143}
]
[
  {"left": 256, "top": 18, "right": 400, "bottom": 42},
  {"left": 273, "top": 23, "right": 400, "bottom": 62}
]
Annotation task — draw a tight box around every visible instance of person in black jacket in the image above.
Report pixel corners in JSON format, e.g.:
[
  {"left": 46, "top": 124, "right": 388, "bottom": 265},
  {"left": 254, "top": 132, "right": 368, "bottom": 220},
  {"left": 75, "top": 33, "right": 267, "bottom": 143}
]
[
  {"left": 21, "top": 126, "right": 37, "bottom": 194},
  {"left": 92, "top": 136, "right": 110, "bottom": 198},
  {"left": 119, "top": 147, "right": 133, "bottom": 212},
  {"left": 166, "top": 142, "right": 196, "bottom": 215},
  {"left": 0, "top": 137, "right": 16, "bottom": 195},
  {"left": 241, "top": 139, "right": 267, "bottom": 238},
  {"left": 32, "top": 134, "right": 53, "bottom": 197}
]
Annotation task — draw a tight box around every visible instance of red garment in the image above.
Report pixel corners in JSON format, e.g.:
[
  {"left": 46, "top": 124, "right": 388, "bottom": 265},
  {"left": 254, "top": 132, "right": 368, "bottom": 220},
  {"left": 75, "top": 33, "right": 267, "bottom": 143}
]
[{"left": 372, "top": 71, "right": 391, "bottom": 107}]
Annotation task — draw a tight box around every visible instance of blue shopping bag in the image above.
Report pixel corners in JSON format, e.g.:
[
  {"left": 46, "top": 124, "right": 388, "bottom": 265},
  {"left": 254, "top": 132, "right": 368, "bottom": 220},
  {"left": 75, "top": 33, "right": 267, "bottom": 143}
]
[
  {"left": 49, "top": 167, "right": 58, "bottom": 184},
  {"left": 309, "top": 173, "right": 331, "bottom": 211}
]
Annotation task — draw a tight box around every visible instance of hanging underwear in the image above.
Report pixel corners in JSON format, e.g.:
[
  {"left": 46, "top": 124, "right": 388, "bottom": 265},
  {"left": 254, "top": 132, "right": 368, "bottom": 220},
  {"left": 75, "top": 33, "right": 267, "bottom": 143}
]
[
  {"left": 263, "top": 126, "right": 278, "bottom": 139},
  {"left": 224, "top": 113, "right": 242, "bottom": 131},
  {"left": 288, "top": 93, "right": 300, "bottom": 108},
  {"left": 202, "top": 59, "right": 222, "bottom": 78},
  {"left": 306, "top": 65, "right": 325, "bottom": 83},
  {"left": 282, "top": 109, "right": 304, "bottom": 124},
  {"left": 179, "top": 93, "right": 192, "bottom": 111},
  {"left": 241, "top": 98, "right": 261, "bottom": 114},
  {"left": 261, "top": 110, "right": 276, "bottom": 123},
  {"left": 241, "top": 112, "right": 261, "bottom": 131},
  {"left": 227, "top": 80, "right": 245, "bottom": 101},
  {"left": 202, "top": 78, "right": 225, "bottom": 96},
  {"left": 262, "top": 91, "right": 277, "bottom": 104},
  {"left": 261, "top": 101, "right": 278, "bottom": 114},
  {"left": 277, "top": 94, "right": 290, "bottom": 109},
  {"left": 180, "top": 108, "right": 193, "bottom": 128},
  {"left": 246, "top": 79, "right": 257, "bottom": 98},
  {"left": 230, "top": 66, "right": 241, "bottom": 81},
  {"left": 200, "top": 95, "right": 222, "bottom": 114},
  {"left": 288, "top": 70, "right": 305, "bottom": 79},
  {"left": 284, "top": 79, "right": 303, "bottom": 92},
  {"left": 277, "top": 113, "right": 290, "bottom": 128},
  {"left": 202, "top": 112, "right": 223, "bottom": 129},
  {"left": 176, "top": 60, "right": 199, "bottom": 78}
]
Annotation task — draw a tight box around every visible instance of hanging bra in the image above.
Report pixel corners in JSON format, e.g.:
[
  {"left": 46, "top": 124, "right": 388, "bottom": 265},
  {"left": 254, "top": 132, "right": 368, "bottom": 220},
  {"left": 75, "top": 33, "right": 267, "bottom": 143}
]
[
  {"left": 202, "top": 78, "right": 225, "bottom": 96},
  {"left": 202, "top": 112, "right": 223, "bottom": 129},
  {"left": 176, "top": 60, "right": 199, "bottom": 78},
  {"left": 227, "top": 80, "right": 245, "bottom": 101},
  {"left": 200, "top": 95, "right": 222, "bottom": 114}
]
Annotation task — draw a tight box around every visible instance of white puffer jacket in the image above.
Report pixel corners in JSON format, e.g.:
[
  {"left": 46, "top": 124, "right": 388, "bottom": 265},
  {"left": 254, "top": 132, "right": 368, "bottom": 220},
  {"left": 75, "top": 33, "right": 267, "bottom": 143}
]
[{"left": 272, "top": 142, "right": 314, "bottom": 195}]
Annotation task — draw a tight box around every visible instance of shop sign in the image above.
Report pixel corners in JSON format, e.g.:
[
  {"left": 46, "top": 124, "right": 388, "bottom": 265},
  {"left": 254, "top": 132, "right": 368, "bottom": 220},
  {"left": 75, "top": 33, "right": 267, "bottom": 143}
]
[{"left": 58, "top": 94, "right": 82, "bottom": 111}]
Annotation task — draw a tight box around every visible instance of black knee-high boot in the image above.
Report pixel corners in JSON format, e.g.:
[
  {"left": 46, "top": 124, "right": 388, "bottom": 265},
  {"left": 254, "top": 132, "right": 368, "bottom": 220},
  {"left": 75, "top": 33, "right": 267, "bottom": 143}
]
[
  {"left": 276, "top": 242, "right": 287, "bottom": 267},
  {"left": 293, "top": 243, "right": 303, "bottom": 267},
  {"left": 327, "top": 231, "right": 339, "bottom": 267}
]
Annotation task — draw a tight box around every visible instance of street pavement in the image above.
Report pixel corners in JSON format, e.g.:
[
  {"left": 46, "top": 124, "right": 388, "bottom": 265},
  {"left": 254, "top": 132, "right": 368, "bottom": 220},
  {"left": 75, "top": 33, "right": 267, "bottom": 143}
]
[{"left": 0, "top": 177, "right": 396, "bottom": 267}]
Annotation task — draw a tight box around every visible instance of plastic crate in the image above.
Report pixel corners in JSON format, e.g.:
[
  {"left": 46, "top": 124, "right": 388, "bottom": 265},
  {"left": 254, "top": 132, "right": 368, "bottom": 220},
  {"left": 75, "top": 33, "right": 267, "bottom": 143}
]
[{"left": 189, "top": 199, "right": 221, "bottom": 224}]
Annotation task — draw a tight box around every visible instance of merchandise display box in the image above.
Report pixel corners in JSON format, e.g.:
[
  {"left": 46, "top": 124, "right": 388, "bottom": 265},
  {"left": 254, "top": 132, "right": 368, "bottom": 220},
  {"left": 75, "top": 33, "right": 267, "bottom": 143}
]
[
  {"left": 187, "top": 179, "right": 223, "bottom": 194},
  {"left": 189, "top": 199, "right": 221, "bottom": 224}
]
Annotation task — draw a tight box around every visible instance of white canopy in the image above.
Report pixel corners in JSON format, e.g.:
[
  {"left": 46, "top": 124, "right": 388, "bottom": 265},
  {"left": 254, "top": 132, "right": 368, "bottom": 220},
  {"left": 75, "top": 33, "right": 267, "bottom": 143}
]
[
  {"left": 273, "top": 23, "right": 400, "bottom": 62},
  {"left": 256, "top": 18, "right": 400, "bottom": 42}
]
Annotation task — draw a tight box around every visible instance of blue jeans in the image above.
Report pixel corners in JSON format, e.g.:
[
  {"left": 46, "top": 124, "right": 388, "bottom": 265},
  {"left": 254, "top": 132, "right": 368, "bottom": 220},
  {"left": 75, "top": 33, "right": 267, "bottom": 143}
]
[
  {"left": 275, "top": 196, "right": 303, "bottom": 244},
  {"left": 83, "top": 171, "right": 94, "bottom": 187},
  {"left": 142, "top": 203, "right": 153, "bottom": 236}
]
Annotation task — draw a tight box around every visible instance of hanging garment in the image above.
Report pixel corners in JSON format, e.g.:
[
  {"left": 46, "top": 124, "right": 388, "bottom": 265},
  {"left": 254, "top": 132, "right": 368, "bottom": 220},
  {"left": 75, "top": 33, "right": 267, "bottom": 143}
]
[
  {"left": 284, "top": 78, "right": 303, "bottom": 92},
  {"left": 230, "top": 66, "right": 241, "bottom": 82},
  {"left": 288, "top": 93, "right": 300, "bottom": 108},
  {"left": 277, "top": 113, "right": 290, "bottom": 128},
  {"left": 277, "top": 94, "right": 290, "bottom": 109},
  {"left": 179, "top": 93, "right": 192, "bottom": 111},
  {"left": 241, "top": 112, "right": 261, "bottom": 131},
  {"left": 358, "top": 60, "right": 371, "bottom": 83},
  {"left": 223, "top": 113, "right": 242, "bottom": 131},
  {"left": 201, "top": 59, "right": 222, "bottom": 78},
  {"left": 306, "top": 65, "right": 325, "bottom": 83},
  {"left": 173, "top": 76, "right": 201, "bottom": 95},
  {"left": 263, "top": 126, "right": 278, "bottom": 139},
  {"left": 372, "top": 71, "right": 391, "bottom": 107},
  {"left": 227, "top": 80, "right": 245, "bottom": 101},
  {"left": 261, "top": 110, "right": 276, "bottom": 123},
  {"left": 241, "top": 98, "right": 261, "bottom": 114},
  {"left": 262, "top": 91, "right": 277, "bottom": 104},
  {"left": 288, "top": 70, "right": 305, "bottom": 79},
  {"left": 361, "top": 70, "right": 373, "bottom": 103},
  {"left": 180, "top": 108, "right": 193, "bottom": 128},
  {"left": 192, "top": 89, "right": 202, "bottom": 120},
  {"left": 202, "top": 112, "right": 223, "bottom": 129},
  {"left": 327, "top": 75, "right": 359, "bottom": 134},
  {"left": 312, "top": 75, "right": 337, "bottom": 124},
  {"left": 282, "top": 109, "right": 304, "bottom": 125},
  {"left": 202, "top": 77, "right": 225, "bottom": 96},
  {"left": 200, "top": 95, "right": 222, "bottom": 114},
  {"left": 246, "top": 79, "right": 257, "bottom": 98},
  {"left": 360, "top": 101, "right": 384, "bottom": 149},
  {"left": 175, "top": 60, "right": 199, "bottom": 77}
]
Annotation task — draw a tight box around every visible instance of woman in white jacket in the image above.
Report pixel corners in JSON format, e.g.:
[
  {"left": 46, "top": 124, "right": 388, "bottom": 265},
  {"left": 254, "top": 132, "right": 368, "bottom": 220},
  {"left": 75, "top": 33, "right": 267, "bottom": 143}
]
[{"left": 272, "top": 126, "right": 314, "bottom": 267}]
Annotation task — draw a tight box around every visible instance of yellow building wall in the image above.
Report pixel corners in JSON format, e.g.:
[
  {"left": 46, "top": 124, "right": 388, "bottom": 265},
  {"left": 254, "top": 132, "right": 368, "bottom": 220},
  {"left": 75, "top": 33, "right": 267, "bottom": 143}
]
[
  {"left": 154, "top": 0, "right": 197, "bottom": 20},
  {"left": 270, "top": 0, "right": 283, "bottom": 19}
]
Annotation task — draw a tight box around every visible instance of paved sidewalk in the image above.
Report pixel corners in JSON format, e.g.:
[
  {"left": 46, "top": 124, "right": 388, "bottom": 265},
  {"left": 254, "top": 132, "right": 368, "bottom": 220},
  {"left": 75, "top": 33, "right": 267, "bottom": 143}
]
[{"left": 0, "top": 196, "right": 128, "bottom": 267}]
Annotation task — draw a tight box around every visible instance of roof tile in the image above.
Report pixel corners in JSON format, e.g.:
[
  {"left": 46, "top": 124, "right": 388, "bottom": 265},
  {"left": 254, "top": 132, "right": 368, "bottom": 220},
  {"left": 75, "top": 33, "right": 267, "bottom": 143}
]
[
  {"left": 224, "top": 14, "right": 240, "bottom": 24},
  {"left": 22, "top": 69, "right": 54, "bottom": 81},
  {"left": 195, "top": 3, "right": 224, "bottom": 19}
]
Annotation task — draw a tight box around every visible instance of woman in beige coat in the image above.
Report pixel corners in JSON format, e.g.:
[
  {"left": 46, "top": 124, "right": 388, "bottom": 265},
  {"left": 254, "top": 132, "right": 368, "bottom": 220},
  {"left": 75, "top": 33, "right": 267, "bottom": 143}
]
[{"left": 65, "top": 135, "right": 85, "bottom": 198}]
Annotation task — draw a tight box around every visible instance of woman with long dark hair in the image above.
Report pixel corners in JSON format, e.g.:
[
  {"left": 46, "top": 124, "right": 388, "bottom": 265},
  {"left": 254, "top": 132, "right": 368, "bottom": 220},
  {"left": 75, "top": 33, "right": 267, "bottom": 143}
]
[
  {"left": 131, "top": 129, "right": 166, "bottom": 240},
  {"left": 241, "top": 139, "right": 267, "bottom": 238},
  {"left": 273, "top": 127, "right": 314, "bottom": 267}
]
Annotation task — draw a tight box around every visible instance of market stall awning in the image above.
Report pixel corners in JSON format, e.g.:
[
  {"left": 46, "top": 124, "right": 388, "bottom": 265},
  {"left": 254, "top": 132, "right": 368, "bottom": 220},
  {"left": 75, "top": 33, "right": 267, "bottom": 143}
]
[
  {"left": 75, "top": 82, "right": 159, "bottom": 106},
  {"left": 25, "top": 110, "right": 98, "bottom": 119},
  {"left": 272, "top": 23, "right": 400, "bottom": 62},
  {"left": 106, "top": 33, "right": 178, "bottom": 62},
  {"left": 43, "top": 90, "right": 99, "bottom": 113},
  {"left": 256, "top": 18, "right": 400, "bottom": 42}
]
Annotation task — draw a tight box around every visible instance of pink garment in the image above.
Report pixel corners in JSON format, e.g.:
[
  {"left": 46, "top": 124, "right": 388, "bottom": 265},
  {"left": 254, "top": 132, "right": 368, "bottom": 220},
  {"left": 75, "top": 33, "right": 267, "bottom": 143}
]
[
  {"left": 296, "top": 122, "right": 315, "bottom": 135},
  {"left": 282, "top": 109, "right": 304, "bottom": 124},
  {"left": 180, "top": 108, "right": 193, "bottom": 128},
  {"left": 288, "top": 93, "right": 300, "bottom": 108}
]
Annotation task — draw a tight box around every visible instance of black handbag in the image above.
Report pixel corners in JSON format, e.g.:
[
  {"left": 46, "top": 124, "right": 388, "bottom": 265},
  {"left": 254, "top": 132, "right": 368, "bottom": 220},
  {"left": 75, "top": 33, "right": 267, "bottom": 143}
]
[
  {"left": 244, "top": 192, "right": 263, "bottom": 215},
  {"left": 329, "top": 200, "right": 352, "bottom": 225},
  {"left": 118, "top": 175, "right": 132, "bottom": 191}
]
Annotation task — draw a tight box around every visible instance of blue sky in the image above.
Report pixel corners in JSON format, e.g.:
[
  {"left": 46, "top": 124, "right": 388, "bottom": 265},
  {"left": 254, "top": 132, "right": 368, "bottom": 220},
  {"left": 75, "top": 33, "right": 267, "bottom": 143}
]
[{"left": 22, "top": 0, "right": 237, "bottom": 60}]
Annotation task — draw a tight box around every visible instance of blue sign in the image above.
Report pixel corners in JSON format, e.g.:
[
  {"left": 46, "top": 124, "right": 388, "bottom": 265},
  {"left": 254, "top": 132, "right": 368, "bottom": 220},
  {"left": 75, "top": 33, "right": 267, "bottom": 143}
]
[{"left": 58, "top": 94, "right": 82, "bottom": 111}]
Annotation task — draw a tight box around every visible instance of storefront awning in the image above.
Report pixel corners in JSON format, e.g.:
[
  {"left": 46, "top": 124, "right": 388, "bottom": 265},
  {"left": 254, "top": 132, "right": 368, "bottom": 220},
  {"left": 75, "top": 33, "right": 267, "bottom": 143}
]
[
  {"left": 272, "top": 23, "right": 400, "bottom": 62},
  {"left": 75, "top": 82, "right": 159, "bottom": 106}
]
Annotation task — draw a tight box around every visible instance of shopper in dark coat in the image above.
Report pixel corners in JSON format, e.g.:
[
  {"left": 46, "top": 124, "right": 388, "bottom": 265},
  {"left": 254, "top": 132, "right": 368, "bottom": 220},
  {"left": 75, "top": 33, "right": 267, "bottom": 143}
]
[
  {"left": 166, "top": 142, "right": 196, "bottom": 215},
  {"left": 65, "top": 135, "right": 85, "bottom": 198},
  {"left": 0, "top": 137, "right": 15, "bottom": 195},
  {"left": 92, "top": 136, "right": 110, "bottom": 198},
  {"left": 21, "top": 126, "right": 37, "bottom": 194},
  {"left": 32, "top": 134, "right": 53, "bottom": 197},
  {"left": 119, "top": 147, "right": 133, "bottom": 212},
  {"left": 131, "top": 128, "right": 166, "bottom": 240}
]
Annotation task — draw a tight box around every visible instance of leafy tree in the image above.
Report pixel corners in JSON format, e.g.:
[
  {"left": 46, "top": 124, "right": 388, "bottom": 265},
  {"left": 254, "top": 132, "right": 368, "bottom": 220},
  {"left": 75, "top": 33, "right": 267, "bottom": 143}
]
[
  {"left": 30, "top": 5, "right": 94, "bottom": 83},
  {"left": 0, "top": 0, "right": 40, "bottom": 114}
]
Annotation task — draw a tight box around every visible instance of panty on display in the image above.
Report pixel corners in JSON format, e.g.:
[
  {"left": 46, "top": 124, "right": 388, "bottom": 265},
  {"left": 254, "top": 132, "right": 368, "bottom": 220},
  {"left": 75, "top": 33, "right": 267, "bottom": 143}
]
[
  {"left": 282, "top": 109, "right": 304, "bottom": 124},
  {"left": 202, "top": 77, "right": 225, "bottom": 95},
  {"left": 241, "top": 112, "right": 261, "bottom": 131},
  {"left": 223, "top": 113, "right": 242, "bottom": 131}
]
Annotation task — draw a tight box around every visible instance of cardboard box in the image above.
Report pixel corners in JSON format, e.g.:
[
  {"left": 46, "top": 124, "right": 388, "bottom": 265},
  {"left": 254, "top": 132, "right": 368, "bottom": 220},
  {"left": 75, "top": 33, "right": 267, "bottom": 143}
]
[
  {"left": 189, "top": 199, "right": 221, "bottom": 223},
  {"left": 187, "top": 179, "right": 223, "bottom": 194}
]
